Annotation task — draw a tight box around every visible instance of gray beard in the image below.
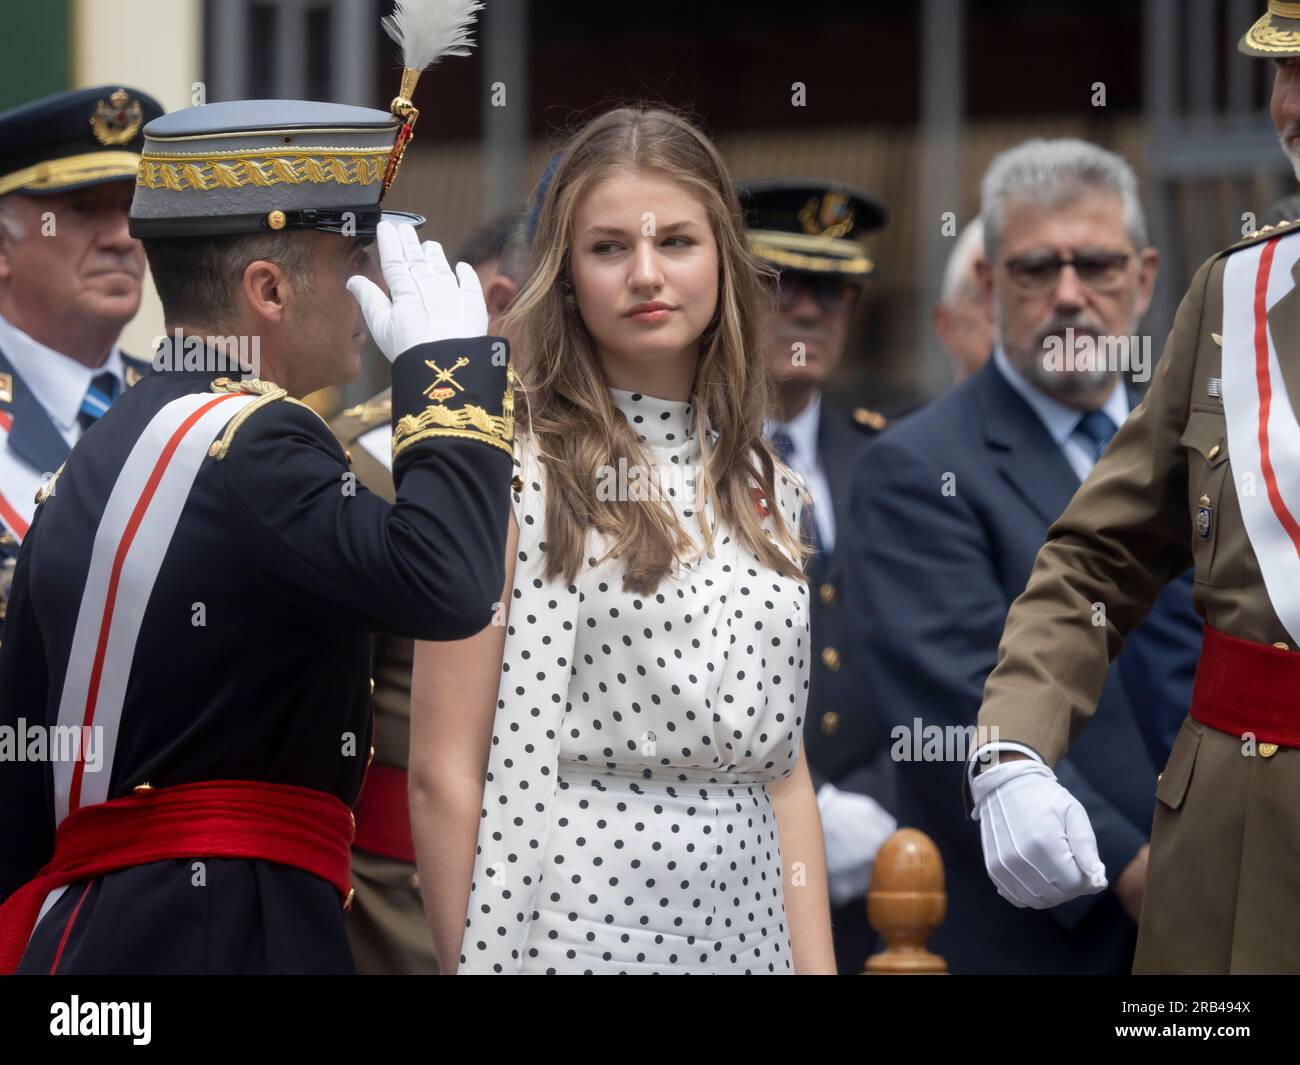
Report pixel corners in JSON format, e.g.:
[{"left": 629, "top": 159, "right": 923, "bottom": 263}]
[
  {"left": 1023, "top": 353, "right": 1118, "bottom": 399},
  {"left": 1280, "top": 131, "right": 1300, "bottom": 183}
]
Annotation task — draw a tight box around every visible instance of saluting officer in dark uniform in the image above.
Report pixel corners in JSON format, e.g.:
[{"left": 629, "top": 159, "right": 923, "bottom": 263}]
[
  {"left": 0, "top": 86, "right": 162, "bottom": 638},
  {"left": 738, "top": 178, "right": 898, "bottom": 974},
  {"left": 0, "top": 27, "right": 513, "bottom": 973}
]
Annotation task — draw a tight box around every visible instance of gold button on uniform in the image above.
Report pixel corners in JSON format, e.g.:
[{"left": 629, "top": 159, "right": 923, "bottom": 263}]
[
  {"left": 1259, "top": 742, "right": 1279, "bottom": 758},
  {"left": 408, "top": 872, "right": 421, "bottom": 892},
  {"left": 819, "top": 582, "right": 837, "bottom": 607},
  {"left": 1207, "top": 444, "right": 1221, "bottom": 460},
  {"left": 821, "top": 646, "right": 840, "bottom": 671},
  {"left": 820, "top": 711, "right": 840, "bottom": 736},
  {"left": 1274, "top": 642, "right": 1289, "bottom": 651},
  {"left": 369, "top": 676, "right": 376, "bottom": 694}
]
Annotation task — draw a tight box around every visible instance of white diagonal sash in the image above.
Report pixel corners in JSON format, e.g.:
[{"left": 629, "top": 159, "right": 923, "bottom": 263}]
[
  {"left": 51, "top": 391, "right": 256, "bottom": 826},
  {"left": 1221, "top": 228, "right": 1300, "bottom": 644}
]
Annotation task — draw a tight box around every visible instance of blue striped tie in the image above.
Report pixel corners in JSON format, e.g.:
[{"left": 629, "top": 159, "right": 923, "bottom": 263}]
[
  {"left": 1074, "top": 409, "right": 1118, "bottom": 463},
  {"left": 78, "top": 372, "right": 121, "bottom": 432},
  {"left": 769, "top": 428, "right": 823, "bottom": 562}
]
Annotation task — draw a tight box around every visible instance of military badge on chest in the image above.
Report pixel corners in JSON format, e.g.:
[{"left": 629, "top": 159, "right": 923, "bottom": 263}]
[{"left": 1198, "top": 494, "right": 1214, "bottom": 541}]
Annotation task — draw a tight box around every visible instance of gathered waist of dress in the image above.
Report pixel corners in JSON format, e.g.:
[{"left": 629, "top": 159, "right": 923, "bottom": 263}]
[{"left": 555, "top": 757, "right": 777, "bottom": 791}]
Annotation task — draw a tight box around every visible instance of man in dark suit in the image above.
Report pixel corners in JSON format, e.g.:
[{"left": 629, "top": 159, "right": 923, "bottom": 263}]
[
  {"left": 846, "top": 138, "right": 1202, "bottom": 974},
  {"left": 738, "top": 178, "right": 898, "bottom": 974}
]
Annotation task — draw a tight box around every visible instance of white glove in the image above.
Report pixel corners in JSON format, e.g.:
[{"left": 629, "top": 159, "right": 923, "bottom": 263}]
[
  {"left": 971, "top": 757, "right": 1108, "bottom": 909},
  {"left": 346, "top": 220, "right": 489, "bottom": 362},
  {"left": 817, "top": 782, "right": 897, "bottom": 907}
]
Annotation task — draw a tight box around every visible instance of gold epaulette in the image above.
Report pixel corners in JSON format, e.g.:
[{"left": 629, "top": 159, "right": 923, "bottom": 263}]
[
  {"left": 340, "top": 393, "right": 392, "bottom": 429},
  {"left": 207, "top": 377, "right": 328, "bottom": 460},
  {"left": 1231, "top": 216, "right": 1300, "bottom": 249}
]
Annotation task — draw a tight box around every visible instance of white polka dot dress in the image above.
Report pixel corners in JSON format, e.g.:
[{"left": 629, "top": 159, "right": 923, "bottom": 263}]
[{"left": 459, "top": 387, "right": 810, "bottom": 974}]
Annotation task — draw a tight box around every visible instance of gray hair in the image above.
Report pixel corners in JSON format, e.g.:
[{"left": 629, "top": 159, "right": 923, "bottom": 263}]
[
  {"left": 939, "top": 216, "right": 984, "bottom": 306},
  {"left": 0, "top": 196, "right": 26, "bottom": 242},
  {"left": 980, "top": 139, "right": 1148, "bottom": 263}
]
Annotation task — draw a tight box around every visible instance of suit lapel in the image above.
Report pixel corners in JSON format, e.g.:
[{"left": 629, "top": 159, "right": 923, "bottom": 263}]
[
  {"left": 973, "top": 361, "right": 1080, "bottom": 527},
  {"left": 816, "top": 407, "right": 856, "bottom": 550},
  {"left": 0, "top": 347, "right": 71, "bottom": 473},
  {"left": 1265, "top": 257, "right": 1300, "bottom": 425}
]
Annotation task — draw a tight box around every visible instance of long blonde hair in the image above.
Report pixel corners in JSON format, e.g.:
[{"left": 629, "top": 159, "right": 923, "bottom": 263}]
[{"left": 502, "top": 105, "right": 808, "bottom": 595}]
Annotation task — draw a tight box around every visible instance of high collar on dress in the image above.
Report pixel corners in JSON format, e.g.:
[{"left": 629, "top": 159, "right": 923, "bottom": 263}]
[{"left": 608, "top": 386, "right": 696, "bottom": 450}]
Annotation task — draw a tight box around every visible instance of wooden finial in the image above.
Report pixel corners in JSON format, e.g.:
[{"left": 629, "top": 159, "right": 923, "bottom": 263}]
[{"left": 863, "top": 828, "right": 948, "bottom": 974}]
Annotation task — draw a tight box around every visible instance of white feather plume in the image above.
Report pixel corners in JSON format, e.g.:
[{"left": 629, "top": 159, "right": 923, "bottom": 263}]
[{"left": 382, "top": 0, "right": 484, "bottom": 72}]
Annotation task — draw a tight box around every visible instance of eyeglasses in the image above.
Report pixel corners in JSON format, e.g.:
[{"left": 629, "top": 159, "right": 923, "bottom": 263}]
[
  {"left": 1002, "top": 251, "right": 1132, "bottom": 295},
  {"left": 765, "top": 270, "right": 857, "bottom": 313}
]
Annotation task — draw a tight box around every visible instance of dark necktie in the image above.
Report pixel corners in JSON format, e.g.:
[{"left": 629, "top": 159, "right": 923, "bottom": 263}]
[
  {"left": 78, "top": 372, "right": 121, "bottom": 432},
  {"left": 1074, "top": 409, "right": 1118, "bottom": 463},
  {"left": 769, "top": 428, "right": 823, "bottom": 562}
]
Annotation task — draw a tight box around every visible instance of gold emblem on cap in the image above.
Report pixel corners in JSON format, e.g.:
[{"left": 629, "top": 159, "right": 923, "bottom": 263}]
[
  {"left": 90, "top": 89, "right": 144, "bottom": 146},
  {"left": 799, "top": 192, "right": 855, "bottom": 239},
  {"left": 267, "top": 209, "right": 287, "bottom": 230}
]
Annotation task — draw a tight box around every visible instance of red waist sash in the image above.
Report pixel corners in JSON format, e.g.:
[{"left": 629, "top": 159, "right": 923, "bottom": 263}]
[
  {"left": 351, "top": 763, "right": 416, "bottom": 865},
  {"left": 0, "top": 779, "right": 354, "bottom": 974},
  {"left": 1190, "top": 625, "right": 1300, "bottom": 748}
]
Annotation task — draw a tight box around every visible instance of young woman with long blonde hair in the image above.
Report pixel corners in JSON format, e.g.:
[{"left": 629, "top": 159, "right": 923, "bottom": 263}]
[{"left": 408, "top": 105, "right": 836, "bottom": 975}]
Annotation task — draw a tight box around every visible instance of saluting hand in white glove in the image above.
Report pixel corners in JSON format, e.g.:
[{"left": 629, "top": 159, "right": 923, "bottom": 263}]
[
  {"left": 346, "top": 220, "right": 489, "bottom": 362},
  {"left": 971, "top": 756, "right": 1108, "bottom": 909}
]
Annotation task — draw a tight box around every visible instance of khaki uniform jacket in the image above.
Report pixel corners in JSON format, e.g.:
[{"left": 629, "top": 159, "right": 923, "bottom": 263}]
[
  {"left": 978, "top": 219, "right": 1300, "bottom": 974},
  {"left": 332, "top": 390, "right": 439, "bottom": 975}
]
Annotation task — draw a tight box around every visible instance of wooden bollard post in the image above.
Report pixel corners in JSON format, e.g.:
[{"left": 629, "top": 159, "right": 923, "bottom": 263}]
[{"left": 863, "top": 828, "right": 948, "bottom": 974}]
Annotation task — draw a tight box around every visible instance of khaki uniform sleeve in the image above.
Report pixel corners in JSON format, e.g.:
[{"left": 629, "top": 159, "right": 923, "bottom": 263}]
[{"left": 977, "top": 255, "right": 1218, "bottom": 764}]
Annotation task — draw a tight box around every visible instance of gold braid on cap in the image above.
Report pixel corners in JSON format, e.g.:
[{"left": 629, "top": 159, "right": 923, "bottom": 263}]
[{"left": 1246, "top": 4, "right": 1300, "bottom": 51}]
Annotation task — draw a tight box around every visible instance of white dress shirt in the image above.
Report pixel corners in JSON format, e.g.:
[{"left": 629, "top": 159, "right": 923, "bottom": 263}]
[
  {"left": 991, "top": 345, "right": 1130, "bottom": 481},
  {"left": 764, "top": 390, "right": 837, "bottom": 553},
  {"left": 0, "top": 311, "right": 125, "bottom": 447}
]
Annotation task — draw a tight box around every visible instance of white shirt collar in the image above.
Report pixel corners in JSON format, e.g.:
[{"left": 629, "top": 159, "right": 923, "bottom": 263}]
[
  {"left": 992, "top": 344, "right": 1130, "bottom": 446},
  {"left": 0, "top": 311, "right": 124, "bottom": 432},
  {"left": 764, "top": 390, "right": 822, "bottom": 466}
]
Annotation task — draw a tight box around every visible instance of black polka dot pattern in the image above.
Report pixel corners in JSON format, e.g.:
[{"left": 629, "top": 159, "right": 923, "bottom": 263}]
[{"left": 459, "top": 387, "right": 810, "bottom": 974}]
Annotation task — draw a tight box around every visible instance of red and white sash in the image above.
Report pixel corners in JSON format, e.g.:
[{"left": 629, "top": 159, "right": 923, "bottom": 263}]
[
  {"left": 1222, "top": 228, "right": 1300, "bottom": 645},
  {"left": 0, "top": 411, "right": 39, "bottom": 541},
  {"left": 50, "top": 391, "right": 256, "bottom": 827}
]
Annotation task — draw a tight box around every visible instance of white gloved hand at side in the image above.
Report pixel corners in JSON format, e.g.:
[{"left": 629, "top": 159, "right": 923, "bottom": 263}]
[
  {"left": 346, "top": 220, "right": 489, "bottom": 362},
  {"left": 971, "top": 758, "right": 1108, "bottom": 909},
  {"left": 818, "top": 782, "right": 898, "bottom": 907}
]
